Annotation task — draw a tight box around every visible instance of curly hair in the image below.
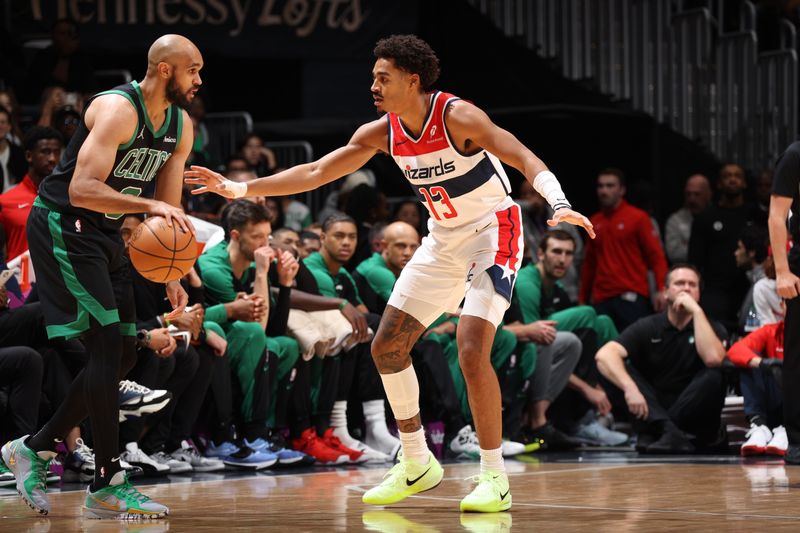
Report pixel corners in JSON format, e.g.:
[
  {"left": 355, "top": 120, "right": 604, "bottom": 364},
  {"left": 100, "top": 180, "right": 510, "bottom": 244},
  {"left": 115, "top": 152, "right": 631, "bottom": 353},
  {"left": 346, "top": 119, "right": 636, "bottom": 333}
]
[{"left": 374, "top": 35, "right": 440, "bottom": 91}]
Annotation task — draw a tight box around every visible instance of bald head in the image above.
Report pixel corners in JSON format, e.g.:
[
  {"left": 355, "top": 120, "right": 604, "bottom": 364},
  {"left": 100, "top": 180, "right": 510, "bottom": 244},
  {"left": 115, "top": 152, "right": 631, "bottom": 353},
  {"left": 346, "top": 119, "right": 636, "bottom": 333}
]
[
  {"left": 684, "top": 173, "right": 712, "bottom": 214},
  {"left": 382, "top": 221, "right": 420, "bottom": 274},
  {"left": 147, "top": 34, "right": 201, "bottom": 70},
  {"left": 145, "top": 34, "right": 203, "bottom": 110},
  {"left": 384, "top": 221, "right": 418, "bottom": 243}
]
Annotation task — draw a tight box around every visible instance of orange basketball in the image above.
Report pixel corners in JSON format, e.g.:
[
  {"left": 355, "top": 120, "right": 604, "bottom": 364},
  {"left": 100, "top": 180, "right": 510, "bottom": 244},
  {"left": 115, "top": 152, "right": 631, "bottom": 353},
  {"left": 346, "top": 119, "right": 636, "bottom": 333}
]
[{"left": 128, "top": 216, "right": 197, "bottom": 283}]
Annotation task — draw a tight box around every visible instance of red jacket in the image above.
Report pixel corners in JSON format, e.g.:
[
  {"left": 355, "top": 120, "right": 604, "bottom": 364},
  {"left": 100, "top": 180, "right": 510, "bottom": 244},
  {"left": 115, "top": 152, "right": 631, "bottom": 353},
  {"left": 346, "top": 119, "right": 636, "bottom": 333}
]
[
  {"left": 727, "top": 321, "right": 784, "bottom": 368},
  {"left": 0, "top": 175, "right": 37, "bottom": 261},
  {"left": 579, "top": 200, "right": 668, "bottom": 304}
]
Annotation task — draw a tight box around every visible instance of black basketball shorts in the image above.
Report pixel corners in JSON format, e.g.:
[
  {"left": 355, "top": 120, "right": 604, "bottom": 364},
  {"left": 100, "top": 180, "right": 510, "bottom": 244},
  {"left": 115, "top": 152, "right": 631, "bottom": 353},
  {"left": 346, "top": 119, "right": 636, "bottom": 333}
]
[{"left": 27, "top": 198, "right": 136, "bottom": 339}]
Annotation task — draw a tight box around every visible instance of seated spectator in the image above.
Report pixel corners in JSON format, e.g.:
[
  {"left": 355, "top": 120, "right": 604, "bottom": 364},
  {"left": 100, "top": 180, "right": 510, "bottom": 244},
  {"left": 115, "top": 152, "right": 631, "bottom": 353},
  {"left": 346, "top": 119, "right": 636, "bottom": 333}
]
[
  {"left": 517, "top": 181, "right": 583, "bottom": 300},
  {"left": 753, "top": 255, "right": 783, "bottom": 325},
  {"left": 727, "top": 318, "right": 786, "bottom": 456},
  {"left": 0, "top": 89, "right": 24, "bottom": 145},
  {"left": 508, "top": 230, "right": 627, "bottom": 446},
  {"left": 664, "top": 174, "right": 712, "bottom": 264},
  {"left": 392, "top": 199, "right": 427, "bottom": 237},
  {"left": 239, "top": 133, "right": 277, "bottom": 176},
  {"left": 52, "top": 106, "right": 80, "bottom": 145},
  {"left": 37, "top": 86, "right": 83, "bottom": 129},
  {"left": 343, "top": 183, "right": 390, "bottom": 271},
  {"left": 297, "top": 230, "right": 321, "bottom": 259},
  {"left": 0, "top": 106, "right": 27, "bottom": 191},
  {"left": 596, "top": 264, "right": 728, "bottom": 454},
  {"left": 0, "top": 126, "right": 63, "bottom": 260},
  {"left": 734, "top": 225, "right": 769, "bottom": 334},
  {"left": 316, "top": 169, "right": 375, "bottom": 224},
  {"left": 689, "top": 163, "right": 766, "bottom": 328},
  {"left": 198, "top": 201, "right": 328, "bottom": 464},
  {"left": 25, "top": 18, "right": 95, "bottom": 104},
  {"left": 301, "top": 213, "right": 399, "bottom": 460}
]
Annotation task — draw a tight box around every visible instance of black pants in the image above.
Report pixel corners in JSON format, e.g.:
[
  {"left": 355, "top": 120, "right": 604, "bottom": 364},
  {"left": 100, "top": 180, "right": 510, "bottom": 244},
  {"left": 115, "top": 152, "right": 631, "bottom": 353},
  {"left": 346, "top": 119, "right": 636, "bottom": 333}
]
[
  {"left": 140, "top": 343, "right": 203, "bottom": 453},
  {"left": 594, "top": 294, "right": 651, "bottom": 332},
  {"left": 205, "top": 352, "right": 236, "bottom": 445},
  {"left": 412, "top": 339, "right": 465, "bottom": 435},
  {"left": 0, "top": 347, "right": 43, "bottom": 440},
  {"left": 627, "top": 364, "right": 725, "bottom": 445},
  {"left": 0, "top": 302, "right": 49, "bottom": 348},
  {"left": 784, "top": 295, "right": 800, "bottom": 445}
]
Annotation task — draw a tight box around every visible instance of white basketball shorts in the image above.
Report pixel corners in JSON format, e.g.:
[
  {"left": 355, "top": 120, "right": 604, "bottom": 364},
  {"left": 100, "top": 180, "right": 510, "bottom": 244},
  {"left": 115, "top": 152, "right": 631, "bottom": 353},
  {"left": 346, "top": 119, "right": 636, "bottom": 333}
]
[{"left": 387, "top": 197, "right": 524, "bottom": 328}]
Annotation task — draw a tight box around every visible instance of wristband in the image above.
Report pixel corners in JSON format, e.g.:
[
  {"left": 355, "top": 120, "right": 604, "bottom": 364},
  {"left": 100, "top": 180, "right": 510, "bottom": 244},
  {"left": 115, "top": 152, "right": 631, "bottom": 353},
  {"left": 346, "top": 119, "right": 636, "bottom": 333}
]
[
  {"left": 162, "top": 313, "right": 171, "bottom": 326},
  {"left": 225, "top": 180, "right": 248, "bottom": 199},
  {"left": 338, "top": 300, "right": 348, "bottom": 310},
  {"left": 532, "top": 170, "right": 571, "bottom": 211}
]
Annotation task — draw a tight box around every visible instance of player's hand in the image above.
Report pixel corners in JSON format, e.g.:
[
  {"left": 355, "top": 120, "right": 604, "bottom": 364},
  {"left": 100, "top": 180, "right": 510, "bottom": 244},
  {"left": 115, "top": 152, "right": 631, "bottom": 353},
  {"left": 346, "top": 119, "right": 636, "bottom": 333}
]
[
  {"left": 340, "top": 301, "right": 369, "bottom": 344},
  {"left": 205, "top": 328, "right": 228, "bottom": 357},
  {"left": 185, "top": 166, "right": 242, "bottom": 199},
  {"left": 776, "top": 270, "right": 800, "bottom": 299},
  {"left": 584, "top": 385, "right": 612, "bottom": 416},
  {"left": 147, "top": 328, "right": 173, "bottom": 352},
  {"left": 275, "top": 250, "right": 299, "bottom": 287},
  {"left": 149, "top": 200, "right": 195, "bottom": 236},
  {"left": 227, "top": 293, "right": 266, "bottom": 322},
  {"left": 165, "top": 280, "right": 189, "bottom": 321},
  {"left": 624, "top": 386, "right": 649, "bottom": 419},
  {"left": 528, "top": 320, "right": 557, "bottom": 345},
  {"left": 672, "top": 292, "right": 701, "bottom": 315},
  {"left": 548, "top": 207, "right": 596, "bottom": 239},
  {"left": 254, "top": 246, "right": 275, "bottom": 272},
  {"left": 156, "top": 335, "right": 178, "bottom": 357}
]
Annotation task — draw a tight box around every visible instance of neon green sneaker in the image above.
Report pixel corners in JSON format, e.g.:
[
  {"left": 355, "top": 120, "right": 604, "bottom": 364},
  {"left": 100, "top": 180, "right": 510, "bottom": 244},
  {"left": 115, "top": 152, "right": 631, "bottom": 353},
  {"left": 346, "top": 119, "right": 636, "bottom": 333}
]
[
  {"left": 0, "top": 453, "right": 15, "bottom": 487},
  {"left": 362, "top": 451, "right": 443, "bottom": 505},
  {"left": 83, "top": 470, "right": 169, "bottom": 519},
  {"left": 460, "top": 471, "right": 512, "bottom": 513},
  {"left": 1, "top": 436, "right": 56, "bottom": 514}
]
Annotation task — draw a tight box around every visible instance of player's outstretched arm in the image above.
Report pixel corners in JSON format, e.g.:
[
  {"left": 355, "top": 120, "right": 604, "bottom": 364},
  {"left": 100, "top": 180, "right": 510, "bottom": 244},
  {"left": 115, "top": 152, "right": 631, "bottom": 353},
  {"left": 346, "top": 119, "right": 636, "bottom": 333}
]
[
  {"left": 446, "top": 101, "right": 595, "bottom": 239},
  {"left": 69, "top": 95, "right": 167, "bottom": 217},
  {"left": 151, "top": 109, "right": 195, "bottom": 235},
  {"left": 184, "top": 119, "right": 386, "bottom": 199}
]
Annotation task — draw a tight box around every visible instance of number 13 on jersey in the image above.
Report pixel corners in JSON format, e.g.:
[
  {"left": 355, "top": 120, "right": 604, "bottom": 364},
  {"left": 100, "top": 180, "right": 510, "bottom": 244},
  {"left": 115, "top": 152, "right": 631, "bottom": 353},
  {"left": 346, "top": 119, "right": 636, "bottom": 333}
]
[{"left": 418, "top": 186, "right": 458, "bottom": 220}]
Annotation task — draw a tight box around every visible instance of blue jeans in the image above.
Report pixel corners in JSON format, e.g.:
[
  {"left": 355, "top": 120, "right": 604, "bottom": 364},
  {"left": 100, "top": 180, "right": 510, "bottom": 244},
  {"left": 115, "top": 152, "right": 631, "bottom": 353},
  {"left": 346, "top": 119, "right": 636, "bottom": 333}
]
[{"left": 739, "top": 367, "right": 782, "bottom": 428}]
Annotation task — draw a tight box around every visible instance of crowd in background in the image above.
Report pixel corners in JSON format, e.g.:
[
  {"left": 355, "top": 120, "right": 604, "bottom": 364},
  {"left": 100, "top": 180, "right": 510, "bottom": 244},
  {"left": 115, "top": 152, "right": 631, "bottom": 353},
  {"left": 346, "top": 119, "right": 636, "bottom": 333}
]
[{"left": 0, "top": 18, "right": 790, "bottom": 486}]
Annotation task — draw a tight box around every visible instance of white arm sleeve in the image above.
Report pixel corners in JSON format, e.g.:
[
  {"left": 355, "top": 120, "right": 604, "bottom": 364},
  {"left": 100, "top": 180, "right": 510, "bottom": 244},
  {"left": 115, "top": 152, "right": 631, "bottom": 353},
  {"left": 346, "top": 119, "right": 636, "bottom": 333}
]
[{"left": 532, "top": 170, "right": 571, "bottom": 210}]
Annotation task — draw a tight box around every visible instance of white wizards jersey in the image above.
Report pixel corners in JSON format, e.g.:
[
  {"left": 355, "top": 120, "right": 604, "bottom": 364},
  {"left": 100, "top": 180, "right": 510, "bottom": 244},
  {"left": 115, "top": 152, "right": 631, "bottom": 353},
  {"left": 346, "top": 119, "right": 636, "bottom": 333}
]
[{"left": 387, "top": 91, "right": 512, "bottom": 228}]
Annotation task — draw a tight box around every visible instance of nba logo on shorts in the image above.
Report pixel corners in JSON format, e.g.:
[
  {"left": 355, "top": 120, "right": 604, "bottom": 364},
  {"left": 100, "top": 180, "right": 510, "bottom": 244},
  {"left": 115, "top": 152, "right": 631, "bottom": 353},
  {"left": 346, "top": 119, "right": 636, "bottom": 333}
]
[{"left": 75, "top": 220, "right": 82, "bottom": 233}]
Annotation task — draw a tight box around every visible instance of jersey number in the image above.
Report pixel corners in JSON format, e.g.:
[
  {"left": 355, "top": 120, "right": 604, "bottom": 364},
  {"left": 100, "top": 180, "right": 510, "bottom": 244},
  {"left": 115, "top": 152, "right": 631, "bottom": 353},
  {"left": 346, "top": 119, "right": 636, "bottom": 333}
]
[{"left": 419, "top": 186, "right": 458, "bottom": 220}]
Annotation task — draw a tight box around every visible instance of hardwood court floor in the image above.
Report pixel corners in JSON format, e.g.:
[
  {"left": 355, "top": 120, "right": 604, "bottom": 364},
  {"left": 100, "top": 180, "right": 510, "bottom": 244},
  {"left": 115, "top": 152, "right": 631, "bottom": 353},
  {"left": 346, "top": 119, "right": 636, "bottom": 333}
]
[{"left": 2, "top": 453, "right": 799, "bottom": 532}]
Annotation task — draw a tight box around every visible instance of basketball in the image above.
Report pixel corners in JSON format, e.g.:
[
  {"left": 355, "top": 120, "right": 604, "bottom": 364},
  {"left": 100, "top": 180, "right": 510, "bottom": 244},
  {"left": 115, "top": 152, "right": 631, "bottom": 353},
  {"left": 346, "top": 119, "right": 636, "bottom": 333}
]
[{"left": 128, "top": 216, "right": 197, "bottom": 283}]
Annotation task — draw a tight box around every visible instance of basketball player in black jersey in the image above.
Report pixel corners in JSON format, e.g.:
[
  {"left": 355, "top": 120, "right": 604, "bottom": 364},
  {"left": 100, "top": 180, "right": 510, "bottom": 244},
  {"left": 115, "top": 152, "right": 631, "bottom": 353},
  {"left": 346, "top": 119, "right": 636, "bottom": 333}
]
[{"left": 1, "top": 34, "right": 199, "bottom": 519}]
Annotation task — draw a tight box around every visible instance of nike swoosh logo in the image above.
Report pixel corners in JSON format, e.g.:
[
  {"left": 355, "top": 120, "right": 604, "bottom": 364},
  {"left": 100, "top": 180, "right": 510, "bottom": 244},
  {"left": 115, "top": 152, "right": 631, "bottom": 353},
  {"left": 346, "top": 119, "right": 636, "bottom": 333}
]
[
  {"left": 406, "top": 467, "right": 431, "bottom": 486},
  {"left": 500, "top": 489, "right": 509, "bottom": 500},
  {"left": 17, "top": 203, "right": 29, "bottom": 209},
  {"left": 395, "top": 140, "right": 408, "bottom": 146}
]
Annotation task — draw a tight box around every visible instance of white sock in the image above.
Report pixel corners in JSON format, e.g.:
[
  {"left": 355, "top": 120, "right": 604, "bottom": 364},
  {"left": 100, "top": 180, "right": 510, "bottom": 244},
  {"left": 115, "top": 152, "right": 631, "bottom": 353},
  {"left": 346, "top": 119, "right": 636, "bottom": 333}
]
[
  {"left": 399, "top": 428, "right": 429, "bottom": 464},
  {"left": 331, "top": 401, "right": 348, "bottom": 429},
  {"left": 480, "top": 447, "right": 505, "bottom": 474}
]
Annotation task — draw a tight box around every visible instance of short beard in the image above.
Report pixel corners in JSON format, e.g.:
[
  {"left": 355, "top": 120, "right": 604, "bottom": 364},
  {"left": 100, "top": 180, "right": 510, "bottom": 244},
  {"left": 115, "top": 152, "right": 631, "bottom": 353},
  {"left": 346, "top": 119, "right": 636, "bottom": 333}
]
[{"left": 166, "top": 76, "right": 193, "bottom": 110}]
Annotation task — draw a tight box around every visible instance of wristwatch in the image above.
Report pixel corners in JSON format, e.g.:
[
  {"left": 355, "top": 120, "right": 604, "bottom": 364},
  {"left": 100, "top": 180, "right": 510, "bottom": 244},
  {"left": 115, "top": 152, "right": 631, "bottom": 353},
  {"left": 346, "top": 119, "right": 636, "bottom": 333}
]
[{"left": 136, "top": 329, "right": 151, "bottom": 348}]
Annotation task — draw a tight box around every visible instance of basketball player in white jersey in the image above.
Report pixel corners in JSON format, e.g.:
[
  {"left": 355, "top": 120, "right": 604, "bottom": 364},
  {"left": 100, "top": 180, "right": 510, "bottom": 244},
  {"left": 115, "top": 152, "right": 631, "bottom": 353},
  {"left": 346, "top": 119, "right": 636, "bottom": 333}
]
[{"left": 186, "top": 34, "right": 594, "bottom": 512}]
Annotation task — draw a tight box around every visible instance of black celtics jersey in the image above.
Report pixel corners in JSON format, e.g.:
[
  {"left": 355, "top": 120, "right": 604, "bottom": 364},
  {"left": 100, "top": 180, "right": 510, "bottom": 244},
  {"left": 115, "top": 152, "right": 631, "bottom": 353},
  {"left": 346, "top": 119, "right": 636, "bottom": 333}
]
[{"left": 38, "top": 81, "right": 183, "bottom": 233}]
